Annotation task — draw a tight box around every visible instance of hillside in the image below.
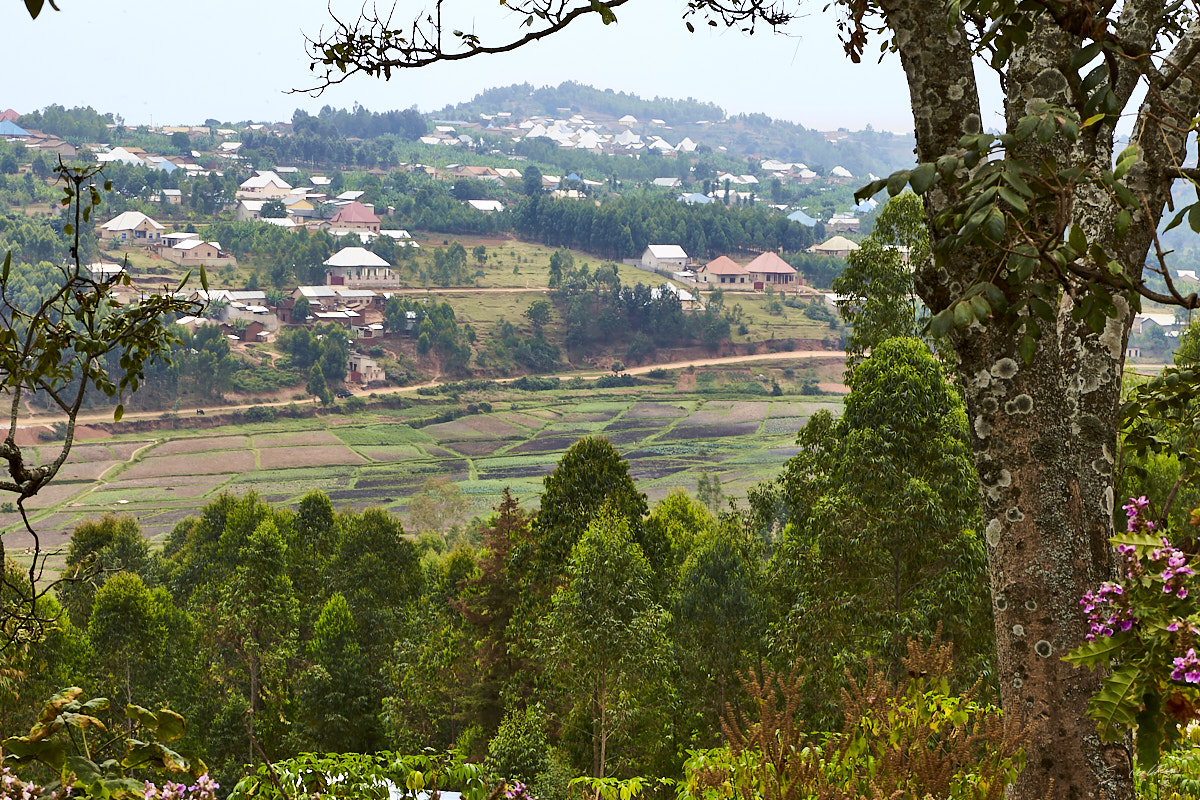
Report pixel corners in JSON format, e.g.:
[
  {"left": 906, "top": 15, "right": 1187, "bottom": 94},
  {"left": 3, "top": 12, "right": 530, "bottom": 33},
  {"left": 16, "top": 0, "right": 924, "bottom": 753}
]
[{"left": 436, "top": 81, "right": 918, "bottom": 178}]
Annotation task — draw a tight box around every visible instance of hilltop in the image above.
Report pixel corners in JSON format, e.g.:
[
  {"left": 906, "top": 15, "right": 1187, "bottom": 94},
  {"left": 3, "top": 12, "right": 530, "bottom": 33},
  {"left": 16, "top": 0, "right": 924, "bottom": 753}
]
[{"left": 436, "top": 81, "right": 918, "bottom": 178}]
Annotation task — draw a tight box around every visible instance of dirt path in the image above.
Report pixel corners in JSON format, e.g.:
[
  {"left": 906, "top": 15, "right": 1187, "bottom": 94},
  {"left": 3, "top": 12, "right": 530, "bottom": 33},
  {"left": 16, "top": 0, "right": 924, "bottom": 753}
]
[{"left": 15, "top": 349, "right": 844, "bottom": 428}]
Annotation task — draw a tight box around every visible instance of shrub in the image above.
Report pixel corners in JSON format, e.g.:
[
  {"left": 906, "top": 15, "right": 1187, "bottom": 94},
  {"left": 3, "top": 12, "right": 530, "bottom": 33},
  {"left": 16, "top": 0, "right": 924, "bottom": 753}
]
[{"left": 487, "top": 706, "right": 549, "bottom": 782}]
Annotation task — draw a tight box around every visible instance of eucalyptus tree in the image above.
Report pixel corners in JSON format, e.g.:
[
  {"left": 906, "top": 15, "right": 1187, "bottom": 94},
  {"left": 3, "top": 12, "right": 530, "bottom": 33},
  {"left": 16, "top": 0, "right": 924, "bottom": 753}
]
[{"left": 303, "top": 0, "right": 1200, "bottom": 794}]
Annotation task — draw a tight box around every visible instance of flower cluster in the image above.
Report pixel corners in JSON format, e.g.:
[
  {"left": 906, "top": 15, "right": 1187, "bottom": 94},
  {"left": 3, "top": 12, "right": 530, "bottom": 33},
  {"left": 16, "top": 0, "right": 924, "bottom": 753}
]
[
  {"left": 1080, "top": 582, "right": 1136, "bottom": 640},
  {"left": 504, "top": 783, "right": 532, "bottom": 800},
  {"left": 1172, "top": 648, "right": 1200, "bottom": 683},
  {"left": 143, "top": 777, "right": 218, "bottom": 800}
]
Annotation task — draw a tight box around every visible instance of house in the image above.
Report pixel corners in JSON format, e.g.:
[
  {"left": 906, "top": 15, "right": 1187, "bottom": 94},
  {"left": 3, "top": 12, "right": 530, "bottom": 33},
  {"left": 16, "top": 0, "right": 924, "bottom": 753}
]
[
  {"left": 160, "top": 188, "right": 182, "bottom": 205},
  {"left": 294, "top": 286, "right": 339, "bottom": 313},
  {"left": 237, "top": 170, "right": 292, "bottom": 199},
  {"left": 1133, "top": 313, "right": 1179, "bottom": 334},
  {"left": 641, "top": 244, "right": 689, "bottom": 271},
  {"left": 467, "top": 199, "right": 504, "bottom": 213},
  {"left": 161, "top": 239, "right": 236, "bottom": 267},
  {"left": 99, "top": 211, "right": 164, "bottom": 245},
  {"left": 786, "top": 209, "right": 818, "bottom": 227},
  {"left": 745, "top": 251, "right": 798, "bottom": 290},
  {"left": 323, "top": 247, "right": 397, "bottom": 287},
  {"left": 826, "top": 213, "right": 860, "bottom": 234},
  {"left": 811, "top": 235, "right": 861, "bottom": 257},
  {"left": 677, "top": 192, "right": 713, "bottom": 205},
  {"left": 652, "top": 177, "right": 682, "bottom": 189},
  {"left": 328, "top": 201, "right": 381, "bottom": 232},
  {"left": 696, "top": 256, "right": 750, "bottom": 288},
  {"left": 347, "top": 353, "right": 385, "bottom": 384}
]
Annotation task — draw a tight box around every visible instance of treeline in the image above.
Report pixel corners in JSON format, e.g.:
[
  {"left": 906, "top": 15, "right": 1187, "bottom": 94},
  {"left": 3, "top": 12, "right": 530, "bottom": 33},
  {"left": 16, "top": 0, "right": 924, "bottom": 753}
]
[
  {"left": 440, "top": 81, "right": 726, "bottom": 126},
  {"left": 512, "top": 193, "right": 815, "bottom": 260},
  {"left": 292, "top": 105, "right": 428, "bottom": 141},
  {"left": 203, "top": 222, "right": 336, "bottom": 286},
  {"left": 17, "top": 104, "right": 115, "bottom": 143},
  {"left": 549, "top": 252, "right": 731, "bottom": 358},
  {"left": 12, "top": 335, "right": 990, "bottom": 793}
]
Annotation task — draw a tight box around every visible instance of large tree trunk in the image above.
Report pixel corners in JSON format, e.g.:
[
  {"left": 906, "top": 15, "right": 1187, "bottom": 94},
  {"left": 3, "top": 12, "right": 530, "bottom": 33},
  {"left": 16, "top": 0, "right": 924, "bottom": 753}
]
[{"left": 871, "top": 0, "right": 1177, "bottom": 796}]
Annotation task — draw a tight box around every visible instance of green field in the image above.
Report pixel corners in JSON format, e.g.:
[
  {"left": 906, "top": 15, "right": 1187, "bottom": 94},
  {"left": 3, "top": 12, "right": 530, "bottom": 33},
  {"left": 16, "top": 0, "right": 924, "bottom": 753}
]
[{"left": 8, "top": 369, "right": 843, "bottom": 559}]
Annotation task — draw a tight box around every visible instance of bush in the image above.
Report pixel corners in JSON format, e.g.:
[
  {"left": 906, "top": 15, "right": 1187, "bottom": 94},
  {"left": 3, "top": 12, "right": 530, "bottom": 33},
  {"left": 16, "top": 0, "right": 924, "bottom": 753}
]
[
  {"left": 594, "top": 374, "right": 639, "bottom": 389},
  {"left": 243, "top": 405, "right": 277, "bottom": 423},
  {"left": 646, "top": 368, "right": 669, "bottom": 379},
  {"left": 511, "top": 376, "right": 561, "bottom": 392},
  {"left": 487, "top": 706, "right": 550, "bottom": 782}
]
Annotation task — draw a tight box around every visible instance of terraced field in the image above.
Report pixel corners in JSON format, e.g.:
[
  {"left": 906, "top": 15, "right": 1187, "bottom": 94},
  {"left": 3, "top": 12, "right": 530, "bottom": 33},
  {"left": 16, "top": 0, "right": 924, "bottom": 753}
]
[{"left": 7, "top": 382, "right": 843, "bottom": 558}]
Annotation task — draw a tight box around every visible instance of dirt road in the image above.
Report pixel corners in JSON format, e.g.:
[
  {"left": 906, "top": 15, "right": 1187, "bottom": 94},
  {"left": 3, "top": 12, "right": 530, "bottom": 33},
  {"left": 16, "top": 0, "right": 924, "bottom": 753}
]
[{"left": 16, "top": 349, "right": 844, "bottom": 429}]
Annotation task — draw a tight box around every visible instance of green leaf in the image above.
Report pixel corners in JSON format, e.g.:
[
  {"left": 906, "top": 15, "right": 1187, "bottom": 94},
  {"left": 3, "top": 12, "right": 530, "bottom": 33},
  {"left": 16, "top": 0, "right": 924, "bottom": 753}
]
[
  {"left": 113, "top": 404, "right": 124, "bottom": 422},
  {"left": 155, "top": 708, "right": 185, "bottom": 742},
  {"left": 998, "top": 186, "right": 1028, "bottom": 214},
  {"left": 1015, "top": 114, "right": 1039, "bottom": 141},
  {"left": 909, "top": 163, "right": 937, "bottom": 194},
  {"left": 1114, "top": 144, "right": 1140, "bottom": 180},
  {"left": 1068, "top": 224, "right": 1087, "bottom": 254},
  {"left": 886, "top": 170, "right": 911, "bottom": 196},
  {"left": 983, "top": 208, "right": 1006, "bottom": 242},
  {"left": 953, "top": 301, "right": 974, "bottom": 328},
  {"left": 930, "top": 308, "right": 954, "bottom": 337},
  {"left": 125, "top": 704, "right": 157, "bottom": 730},
  {"left": 1064, "top": 630, "right": 1134, "bottom": 665},
  {"left": 1114, "top": 209, "right": 1132, "bottom": 238},
  {"left": 66, "top": 754, "right": 103, "bottom": 785},
  {"left": 1188, "top": 203, "right": 1200, "bottom": 234},
  {"left": 1089, "top": 663, "right": 1144, "bottom": 741},
  {"left": 1020, "top": 334, "right": 1037, "bottom": 364},
  {"left": 1071, "top": 40, "right": 1104, "bottom": 71}
]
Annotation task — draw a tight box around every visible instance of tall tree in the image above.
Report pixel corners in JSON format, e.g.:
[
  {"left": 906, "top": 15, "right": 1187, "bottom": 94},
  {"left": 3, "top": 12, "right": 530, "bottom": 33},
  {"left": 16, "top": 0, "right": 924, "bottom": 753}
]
[
  {"left": 547, "top": 512, "right": 668, "bottom": 779},
  {"left": 305, "top": 2, "right": 1200, "bottom": 794}
]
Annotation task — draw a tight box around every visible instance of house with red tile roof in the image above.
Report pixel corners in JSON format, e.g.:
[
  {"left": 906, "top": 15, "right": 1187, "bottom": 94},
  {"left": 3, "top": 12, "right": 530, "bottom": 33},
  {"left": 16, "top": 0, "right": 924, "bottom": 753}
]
[
  {"left": 329, "top": 201, "right": 381, "bottom": 233},
  {"left": 696, "top": 256, "right": 750, "bottom": 288},
  {"left": 745, "top": 251, "right": 798, "bottom": 290}
]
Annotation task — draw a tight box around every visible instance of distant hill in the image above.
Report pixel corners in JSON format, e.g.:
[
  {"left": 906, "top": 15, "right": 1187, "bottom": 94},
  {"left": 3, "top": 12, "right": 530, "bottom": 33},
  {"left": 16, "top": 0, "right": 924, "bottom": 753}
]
[{"left": 436, "top": 81, "right": 917, "bottom": 178}]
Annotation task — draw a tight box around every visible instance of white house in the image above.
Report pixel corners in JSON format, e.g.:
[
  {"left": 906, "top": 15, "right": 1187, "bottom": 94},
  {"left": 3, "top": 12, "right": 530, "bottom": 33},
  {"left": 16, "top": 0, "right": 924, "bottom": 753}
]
[
  {"left": 641, "top": 244, "right": 689, "bottom": 271},
  {"left": 99, "top": 211, "right": 164, "bottom": 245},
  {"left": 323, "top": 247, "right": 398, "bottom": 287}
]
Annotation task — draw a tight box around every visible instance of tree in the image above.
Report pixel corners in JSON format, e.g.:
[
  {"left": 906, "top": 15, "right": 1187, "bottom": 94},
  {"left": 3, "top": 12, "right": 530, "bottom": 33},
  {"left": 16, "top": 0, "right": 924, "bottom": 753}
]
[
  {"left": 291, "top": 294, "right": 310, "bottom": 323},
  {"left": 170, "top": 131, "right": 191, "bottom": 154},
  {"left": 260, "top": 199, "right": 287, "bottom": 218},
  {"left": 832, "top": 192, "right": 929, "bottom": 370},
  {"left": 306, "top": 363, "right": 331, "bottom": 405},
  {"left": 547, "top": 512, "right": 668, "bottom": 778},
  {"left": 304, "top": 1, "right": 1200, "bottom": 793},
  {"left": 522, "top": 165, "right": 544, "bottom": 197},
  {"left": 524, "top": 299, "right": 552, "bottom": 336},
  {"left": 472, "top": 244, "right": 488, "bottom": 266}
]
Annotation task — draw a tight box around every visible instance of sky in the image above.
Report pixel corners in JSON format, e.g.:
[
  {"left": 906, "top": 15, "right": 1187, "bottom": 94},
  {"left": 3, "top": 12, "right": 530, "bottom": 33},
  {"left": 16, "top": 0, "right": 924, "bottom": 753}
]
[{"left": 1, "top": 0, "right": 1004, "bottom": 134}]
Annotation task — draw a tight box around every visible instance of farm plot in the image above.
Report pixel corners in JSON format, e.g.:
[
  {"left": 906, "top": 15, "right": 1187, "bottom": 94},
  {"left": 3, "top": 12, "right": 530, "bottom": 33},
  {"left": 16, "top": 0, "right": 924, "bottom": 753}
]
[
  {"left": 624, "top": 402, "right": 692, "bottom": 419},
  {"left": 258, "top": 445, "right": 366, "bottom": 470},
  {"left": 335, "top": 425, "right": 434, "bottom": 447},
  {"left": 122, "top": 450, "right": 256, "bottom": 479},
  {"left": 355, "top": 444, "right": 428, "bottom": 462},
  {"left": 56, "top": 460, "right": 119, "bottom": 482},
  {"left": 253, "top": 430, "right": 343, "bottom": 448},
  {"left": 661, "top": 423, "right": 761, "bottom": 440},
  {"left": 444, "top": 440, "right": 510, "bottom": 457},
  {"left": 679, "top": 401, "right": 771, "bottom": 426},
  {"left": 424, "top": 415, "right": 527, "bottom": 441},
  {"left": 150, "top": 435, "right": 252, "bottom": 456},
  {"left": 509, "top": 434, "right": 587, "bottom": 454}
]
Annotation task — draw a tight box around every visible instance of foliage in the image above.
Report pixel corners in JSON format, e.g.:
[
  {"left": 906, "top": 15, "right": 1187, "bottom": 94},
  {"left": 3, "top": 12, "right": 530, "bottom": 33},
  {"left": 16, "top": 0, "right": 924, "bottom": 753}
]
[
  {"left": 230, "top": 750, "right": 491, "bottom": 800},
  {"left": 832, "top": 193, "right": 931, "bottom": 370},
  {"left": 2, "top": 688, "right": 209, "bottom": 798},
  {"left": 1064, "top": 497, "right": 1200, "bottom": 767}
]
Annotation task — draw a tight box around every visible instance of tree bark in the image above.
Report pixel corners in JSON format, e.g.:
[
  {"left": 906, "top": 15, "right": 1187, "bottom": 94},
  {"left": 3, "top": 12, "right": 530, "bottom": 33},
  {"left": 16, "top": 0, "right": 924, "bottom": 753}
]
[{"left": 874, "top": 0, "right": 1155, "bottom": 797}]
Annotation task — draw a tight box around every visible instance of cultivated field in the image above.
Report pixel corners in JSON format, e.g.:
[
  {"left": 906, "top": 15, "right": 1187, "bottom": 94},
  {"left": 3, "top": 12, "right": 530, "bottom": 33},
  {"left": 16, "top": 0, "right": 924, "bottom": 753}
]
[{"left": 7, "top": 363, "right": 844, "bottom": 563}]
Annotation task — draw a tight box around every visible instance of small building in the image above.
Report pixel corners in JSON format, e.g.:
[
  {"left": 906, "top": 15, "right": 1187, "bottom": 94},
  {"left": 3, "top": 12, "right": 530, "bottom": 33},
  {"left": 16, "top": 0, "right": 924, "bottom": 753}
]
[
  {"left": 236, "top": 200, "right": 266, "bottom": 221},
  {"left": 696, "top": 256, "right": 750, "bottom": 288},
  {"left": 238, "top": 170, "right": 292, "bottom": 199},
  {"left": 161, "top": 239, "right": 236, "bottom": 267},
  {"left": 347, "top": 353, "right": 385, "bottom": 384},
  {"left": 811, "top": 235, "right": 861, "bottom": 257},
  {"left": 745, "top": 251, "right": 798, "bottom": 290},
  {"left": 467, "top": 199, "right": 504, "bottom": 213},
  {"left": 99, "top": 211, "right": 165, "bottom": 245},
  {"left": 641, "top": 244, "right": 689, "bottom": 271},
  {"left": 323, "top": 247, "right": 397, "bottom": 287}
]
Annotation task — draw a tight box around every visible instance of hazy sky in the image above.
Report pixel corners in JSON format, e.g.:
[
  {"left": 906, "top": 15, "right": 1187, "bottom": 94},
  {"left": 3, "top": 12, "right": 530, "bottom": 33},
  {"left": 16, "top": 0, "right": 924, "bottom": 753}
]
[{"left": 4, "top": 1, "right": 1004, "bottom": 133}]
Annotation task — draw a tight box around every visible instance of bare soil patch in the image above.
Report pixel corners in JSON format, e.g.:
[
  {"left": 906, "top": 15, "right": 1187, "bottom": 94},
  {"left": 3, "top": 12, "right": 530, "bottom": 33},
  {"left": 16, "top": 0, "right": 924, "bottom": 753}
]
[
  {"left": 258, "top": 446, "right": 366, "bottom": 470},
  {"left": 37, "top": 444, "right": 116, "bottom": 463},
  {"left": 480, "top": 464, "right": 554, "bottom": 480},
  {"left": 625, "top": 402, "right": 690, "bottom": 419},
  {"left": 57, "top": 461, "right": 118, "bottom": 481},
  {"left": 603, "top": 429, "right": 659, "bottom": 446},
  {"left": 675, "top": 372, "right": 697, "bottom": 392},
  {"left": 253, "top": 430, "right": 342, "bottom": 447},
  {"left": 152, "top": 436, "right": 251, "bottom": 456},
  {"left": 22, "top": 482, "right": 92, "bottom": 510},
  {"left": 661, "top": 423, "right": 761, "bottom": 440},
  {"left": 123, "top": 450, "right": 256, "bottom": 479},
  {"left": 817, "top": 382, "right": 851, "bottom": 395},
  {"left": 425, "top": 415, "right": 524, "bottom": 441},
  {"left": 509, "top": 436, "right": 580, "bottom": 454},
  {"left": 605, "top": 419, "right": 668, "bottom": 432}
]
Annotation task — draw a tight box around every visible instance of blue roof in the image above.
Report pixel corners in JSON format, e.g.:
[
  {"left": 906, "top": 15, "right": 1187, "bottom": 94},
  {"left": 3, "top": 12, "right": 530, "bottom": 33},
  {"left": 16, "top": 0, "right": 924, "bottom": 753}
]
[
  {"left": 0, "top": 120, "right": 29, "bottom": 137},
  {"left": 678, "top": 193, "right": 713, "bottom": 205},
  {"left": 787, "top": 209, "right": 818, "bottom": 226},
  {"left": 564, "top": 172, "right": 582, "bottom": 182}
]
